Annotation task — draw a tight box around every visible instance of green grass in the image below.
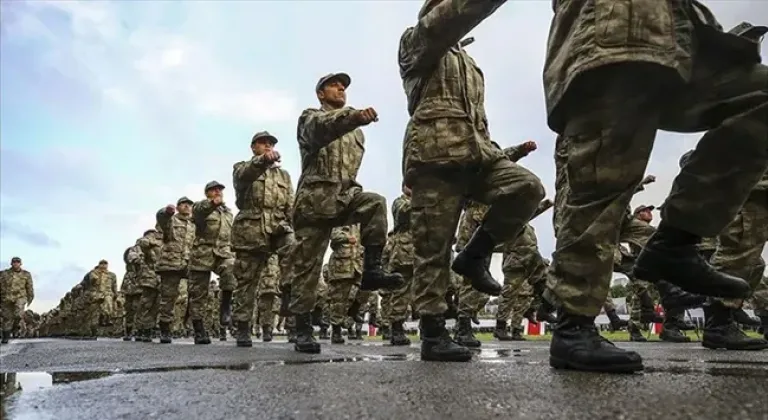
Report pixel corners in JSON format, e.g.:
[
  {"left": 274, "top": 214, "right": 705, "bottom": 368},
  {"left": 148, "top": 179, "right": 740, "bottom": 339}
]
[{"left": 366, "top": 330, "right": 765, "bottom": 342}]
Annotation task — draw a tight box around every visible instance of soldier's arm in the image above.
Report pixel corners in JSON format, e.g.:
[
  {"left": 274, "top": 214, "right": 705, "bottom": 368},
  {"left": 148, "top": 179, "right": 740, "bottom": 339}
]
[
  {"left": 193, "top": 199, "right": 219, "bottom": 227},
  {"left": 502, "top": 145, "right": 529, "bottom": 162},
  {"left": 111, "top": 274, "right": 118, "bottom": 296},
  {"left": 532, "top": 199, "right": 554, "bottom": 219},
  {"left": 392, "top": 197, "right": 412, "bottom": 228},
  {"left": 25, "top": 272, "right": 34, "bottom": 304},
  {"left": 156, "top": 208, "right": 174, "bottom": 232},
  {"left": 297, "top": 108, "right": 362, "bottom": 153},
  {"left": 283, "top": 171, "right": 295, "bottom": 225},
  {"left": 398, "top": 0, "right": 507, "bottom": 75},
  {"left": 232, "top": 157, "right": 272, "bottom": 187},
  {"left": 330, "top": 227, "right": 351, "bottom": 250}
]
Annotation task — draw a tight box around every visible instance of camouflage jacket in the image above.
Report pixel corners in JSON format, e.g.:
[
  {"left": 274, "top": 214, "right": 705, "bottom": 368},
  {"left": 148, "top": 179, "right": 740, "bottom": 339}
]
[
  {"left": 155, "top": 209, "right": 195, "bottom": 272},
  {"left": 295, "top": 104, "right": 366, "bottom": 221},
  {"left": 59, "top": 295, "right": 71, "bottom": 319},
  {"left": 82, "top": 268, "right": 117, "bottom": 300},
  {"left": 544, "top": 0, "right": 759, "bottom": 132},
  {"left": 327, "top": 224, "right": 364, "bottom": 280},
  {"left": 257, "top": 254, "right": 281, "bottom": 296},
  {"left": 133, "top": 234, "right": 163, "bottom": 288},
  {"left": 232, "top": 157, "right": 294, "bottom": 252},
  {"left": 389, "top": 195, "right": 414, "bottom": 269},
  {"left": 398, "top": 0, "right": 507, "bottom": 185},
  {"left": 0, "top": 268, "right": 34, "bottom": 304},
  {"left": 120, "top": 246, "right": 140, "bottom": 295},
  {"left": 190, "top": 199, "right": 234, "bottom": 271}
]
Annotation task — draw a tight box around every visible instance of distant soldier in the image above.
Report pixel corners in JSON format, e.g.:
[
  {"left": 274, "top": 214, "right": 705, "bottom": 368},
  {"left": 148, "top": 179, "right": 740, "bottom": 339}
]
[
  {"left": 121, "top": 245, "right": 142, "bottom": 341},
  {"left": 0, "top": 257, "right": 34, "bottom": 344},
  {"left": 133, "top": 229, "right": 164, "bottom": 342},
  {"left": 82, "top": 260, "right": 118, "bottom": 338}
]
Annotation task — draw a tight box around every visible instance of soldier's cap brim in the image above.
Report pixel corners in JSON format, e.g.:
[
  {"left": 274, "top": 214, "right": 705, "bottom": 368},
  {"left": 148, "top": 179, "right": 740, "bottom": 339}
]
[
  {"left": 205, "top": 181, "right": 226, "bottom": 192},
  {"left": 143, "top": 229, "right": 156, "bottom": 236},
  {"left": 177, "top": 196, "right": 194, "bottom": 206},
  {"left": 315, "top": 72, "right": 351, "bottom": 92},
  {"left": 98, "top": 259, "right": 108, "bottom": 265},
  {"left": 634, "top": 205, "right": 656, "bottom": 214},
  {"left": 11, "top": 257, "right": 21, "bottom": 263},
  {"left": 251, "top": 131, "right": 278, "bottom": 145}
]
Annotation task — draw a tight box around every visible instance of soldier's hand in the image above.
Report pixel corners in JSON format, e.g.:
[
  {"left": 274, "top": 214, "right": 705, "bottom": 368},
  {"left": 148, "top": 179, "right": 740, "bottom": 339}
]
[
  {"left": 348, "top": 236, "right": 357, "bottom": 245},
  {"left": 354, "top": 107, "right": 378, "bottom": 125},
  {"left": 642, "top": 175, "right": 656, "bottom": 185},
  {"left": 521, "top": 140, "right": 537, "bottom": 153},
  {"left": 263, "top": 150, "right": 281, "bottom": 164},
  {"left": 165, "top": 205, "right": 176, "bottom": 215},
  {"left": 541, "top": 198, "right": 554, "bottom": 208}
]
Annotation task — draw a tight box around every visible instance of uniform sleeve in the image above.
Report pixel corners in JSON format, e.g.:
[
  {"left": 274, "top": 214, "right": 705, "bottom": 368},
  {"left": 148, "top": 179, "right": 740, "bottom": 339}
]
[
  {"left": 330, "top": 226, "right": 351, "bottom": 249},
  {"left": 233, "top": 156, "right": 271, "bottom": 188},
  {"left": 398, "top": 0, "right": 507, "bottom": 76},
  {"left": 392, "top": 197, "right": 411, "bottom": 230},
  {"left": 502, "top": 145, "right": 529, "bottom": 162},
  {"left": 26, "top": 272, "right": 34, "bottom": 304},
  {"left": 283, "top": 171, "right": 295, "bottom": 224},
  {"left": 156, "top": 208, "right": 173, "bottom": 232},
  {"left": 297, "top": 108, "right": 360, "bottom": 154}
]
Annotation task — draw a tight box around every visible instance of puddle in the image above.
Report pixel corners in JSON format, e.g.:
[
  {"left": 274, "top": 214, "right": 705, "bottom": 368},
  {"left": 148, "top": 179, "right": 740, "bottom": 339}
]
[{"left": 645, "top": 366, "right": 768, "bottom": 378}]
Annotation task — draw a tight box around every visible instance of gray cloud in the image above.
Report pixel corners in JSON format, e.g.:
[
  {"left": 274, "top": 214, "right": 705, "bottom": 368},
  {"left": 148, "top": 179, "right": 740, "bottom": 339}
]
[
  {"left": 0, "top": 219, "right": 61, "bottom": 248},
  {"left": 33, "top": 263, "right": 90, "bottom": 303}
]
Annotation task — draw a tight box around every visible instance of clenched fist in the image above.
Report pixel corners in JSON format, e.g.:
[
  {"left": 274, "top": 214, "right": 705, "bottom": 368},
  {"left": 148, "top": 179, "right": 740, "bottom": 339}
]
[
  {"left": 354, "top": 107, "right": 378, "bottom": 126},
  {"left": 165, "top": 205, "right": 176, "bottom": 215},
  {"left": 262, "top": 150, "right": 281, "bottom": 164}
]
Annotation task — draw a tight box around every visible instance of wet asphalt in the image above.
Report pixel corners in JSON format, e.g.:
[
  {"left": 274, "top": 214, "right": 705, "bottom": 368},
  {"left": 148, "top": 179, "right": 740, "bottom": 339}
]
[{"left": 1, "top": 337, "right": 767, "bottom": 420}]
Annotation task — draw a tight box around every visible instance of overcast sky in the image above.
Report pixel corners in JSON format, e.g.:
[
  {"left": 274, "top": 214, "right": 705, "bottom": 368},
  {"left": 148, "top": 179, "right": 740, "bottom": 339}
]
[{"left": 1, "top": 0, "right": 766, "bottom": 312}]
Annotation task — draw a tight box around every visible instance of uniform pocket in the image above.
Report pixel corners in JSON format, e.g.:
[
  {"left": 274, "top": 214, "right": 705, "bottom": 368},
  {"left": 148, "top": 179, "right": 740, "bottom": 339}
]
[{"left": 594, "top": 0, "right": 674, "bottom": 50}]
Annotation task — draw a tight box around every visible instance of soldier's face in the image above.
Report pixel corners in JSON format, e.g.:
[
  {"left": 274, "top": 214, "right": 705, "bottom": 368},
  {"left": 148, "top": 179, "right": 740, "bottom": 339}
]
[
  {"left": 317, "top": 80, "right": 346, "bottom": 108},
  {"left": 98, "top": 263, "right": 107, "bottom": 271},
  {"left": 177, "top": 202, "right": 192, "bottom": 215},
  {"left": 251, "top": 139, "right": 273, "bottom": 156},
  {"left": 638, "top": 210, "right": 653, "bottom": 223},
  {"left": 206, "top": 187, "right": 224, "bottom": 200},
  {"left": 11, "top": 261, "right": 21, "bottom": 270}
]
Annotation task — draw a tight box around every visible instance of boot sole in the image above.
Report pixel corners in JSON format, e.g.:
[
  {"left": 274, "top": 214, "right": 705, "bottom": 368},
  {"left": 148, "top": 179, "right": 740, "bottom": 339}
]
[
  {"left": 634, "top": 266, "right": 750, "bottom": 299},
  {"left": 550, "top": 356, "right": 643, "bottom": 373},
  {"left": 295, "top": 346, "right": 321, "bottom": 354},
  {"left": 702, "top": 341, "right": 768, "bottom": 351}
]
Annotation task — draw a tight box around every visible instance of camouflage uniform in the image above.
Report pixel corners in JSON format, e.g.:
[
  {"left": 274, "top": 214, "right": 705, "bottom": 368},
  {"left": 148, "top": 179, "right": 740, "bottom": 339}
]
[
  {"left": 256, "top": 254, "right": 281, "bottom": 336},
  {"left": 399, "top": 2, "right": 545, "bottom": 361},
  {"left": 326, "top": 225, "right": 364, "bottom": 342},
  {"left": 82, "top": 266, "right": 118, "bottom": 336},
  {"left": 155, "top": 199, "right": 196, "bottom": 341},
  {"left": 172, "top": 280, "right": 188, "bottom": 336},
  {"left": 387, "top": 194, "right": 414, "bottom": 344},
  {"left": 231, "top": 132, "right": 295, "bottom": 347},
  {"left": 120, "top": 246, "right": 142, "bottom": 339},
  {"left": 190, "top": 188, "right": 234, "bottom": 342},
  {"left": 289, "top": 86, "right": 401, "bottom": 353},
  {"left": 207, "top": 281, "right": 220, "bottom": 335},
  {"left": 544, "top": 0, "right": 768, "bottom": 371},
  {"left": 0, "top": 262, "right": 34, "bottom": 342},
  {"left": 134, "top": 230, "right": 164, "bottom": 341}
]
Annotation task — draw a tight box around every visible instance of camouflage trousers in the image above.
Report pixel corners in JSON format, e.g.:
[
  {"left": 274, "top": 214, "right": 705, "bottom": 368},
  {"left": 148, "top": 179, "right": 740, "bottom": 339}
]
[
  {"left": 379, "top": 290, "right": 392, "bottom": 328},
  {"left": 289, "top": 191, "right": 388, "bottom": 315},
  {"left": 0, "top": 298, "right": 25, "bottom": 331},
  {"left": 410, "top": 160, "right": 544, "bottom": 315},
  {"left": 388, "top": 265, "right": 413, "bottom": 323},
  {"left": 752, "top": 277, "right": 768, "bottom": 315},
  {"left": 85, "top": 297, "right": 114, "bottom": 328},
  {"left": 157, "top": 271, "right": 186, "bottom": 324},
  {"left": 549, "top": 61, "right": 768, "bottom": 316},
  {"left": 711, "top": 190, "right": 768, "bottom": 308},
  {"left": 136, "top": 286, "right": 160, "bottom": 330},
  {"left": 256, "top": 294, "right": 279, "bottom": 327},
  {"left": 354, "top": 288, "right": 378, "bottom": 318},
  {"left": 497, "top": 242, "right": 545, "bottom": 326},
  {"left": 327, "top": 274, "right": 361, "bottom": 326},
  {"left": 187, "top": 271, "right": 210, "bottom": 321}
]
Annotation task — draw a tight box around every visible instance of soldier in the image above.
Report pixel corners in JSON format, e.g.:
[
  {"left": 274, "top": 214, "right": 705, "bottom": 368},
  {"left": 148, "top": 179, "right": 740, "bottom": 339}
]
[
  {"left": 387, "top": 184, "right": 414, "bottom": 346},
  {"left": 0, "top": 257, "right": 34, "bottom": 344},
  {"left": 289, "top": 72, "right": 403, "bottom": 354},
  {"left": 231, "top": 131, "right": 294, "bottom": 347},
  {"left": 121, "top": 245, "right": 142, "bottom": 341},
  {"left": 544, "top": 1, "right": 767, "bottom": 372},
  {"left": 188, "top": 181, "right": 235, "bottom": 345},
  {"left": 155, "top": 197, "right": 196, "bottom": 343},
  {"left": 207, "top": 280, "right": 220, "bottom": 336},
  {"left": 255, "top": 254, "right": 281, "bottom": 342},
  {"left": 326, "top": 225, "right": 365, "bottom": 344},
  {"left": 133, "top": 229, "right": 164, "bottom": 342},
  {"left": 399, "top": 3, "right": 545, "bottom": 362},
  {"left": 314, "top": 267, "right": 331, "bottom": 340},
  {"left": 81, "top": 260, "right": 118, "bottom": 338}
]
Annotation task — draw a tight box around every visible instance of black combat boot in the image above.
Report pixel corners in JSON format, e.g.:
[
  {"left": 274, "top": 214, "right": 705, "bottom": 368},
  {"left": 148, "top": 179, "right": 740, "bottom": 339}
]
[
  {"left": 759, "top": 313, "right": 768, "bottom": 340},
  {"left": 140, "top": 329, "right": 153, "bottom": 343},
  {"left": 534, "top": 298, "right": 557, "bottom": 324},
  {"left": 420, "top": 315, "right": 472, "bottom": 362},
  {"left": 493, "top": 320, "right": 513, "bottom": 341},
  {"left": 347, "top": 326, "right": 359, "bottom": 340},
  {"left": 354, "top": 323, "right": 364, "bottom": 340},
  {"left": 380, "top": 325, "right": 390, "bottom": 340},
  {"left": 606, "top": 309, "right": 629, "bottom": 331},
  {"left": 122, "top": 327, "right": 133, "bottom": 341},
  {"left": 158, "top": 322, "right": 172, "bottom": 344},
  {"left": 732, "top": 308, "right": 761, "bottom": 326},
  {"left": 628, "top": 324, "right": 647, "bottom": 342},
  {"left": 390, "top": 321, "right": 411, "bottom": 346},
  {"left": 656, "top": 281, "right": 707, "bottom": 310},
  {"left": 219, "top": 327, "right": 227, "bottom": 341},
  {"left": 287, "top": 326, "right": 297, "bottom": 343},
  {"left": 452, "top": 228, "right": 502, "bottom": 296},
  {"left": 702, "top": 303, "right": 768, "bottom": 350},
  {"left": 311, "top": 306, "right": 323, "bottom": 326},
  {"left": 262, "top": 326, "right": 273, "bottom": 342},
  {"left": 510, "top": 326, "right": 525, "bottom": 340},
  {"left": 1, "top": 330, "right": 9, "bottom": 344},
  {"left": 318, "top": 326, "right": 330, "bottom": 340},
  {"left": 411, "top": 310, "right": 420, "bottom": 321},
  {"left": 235, "top": 321, "right": 252, "bottom": 347},
  {"left": 346, "top": 301, "right": 364, "bottom": 324},
  {"left": 294, "top": 313, "right": 321, "bottom": 354},
  {"left": 219, "top": 291, "right": 233, "bottom": 326},
  {"left": 634, "top": 223, "right": 751, "bottom": 298},
  {"left": 636, "top": 291, "right": 664, "bottom": 323},
  {"left": 522, "top": 307, "right": 537, "bottom": 325},
  {"left": 279, "top": 285, "right": 292, "bottom": 316},
  {"left": 550, "top": 312, "right": 643, "bottom": 373},
  {"left": 191, "top": 320, "right": 211, "bottom": 344},
  {"left": 444, "top": 292, "right": 458, "bottom": 319},
  {"left": 360, "top": 246, "right": 404, "bottom": 291},
  {"left": 331, "top": 325, "right": 345, "bottom": 344},
  {"left": 453, "top": 316, "right": 481, "bottom": 348},
  {"left": 659, "top": 325, "right": 690, "bottom": 342}
]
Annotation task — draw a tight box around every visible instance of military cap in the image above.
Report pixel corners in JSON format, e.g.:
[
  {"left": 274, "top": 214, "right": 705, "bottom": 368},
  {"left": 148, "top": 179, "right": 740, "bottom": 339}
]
[
  {"left": 143, "top": 229, "right": 156, "bottom": 236},
  {"left": 490, "top": 141, "right": 501, "bottom": 150},
  {"left": 177, "top": 196, "right": 194, "bottom": 206},
  {"left": 315, "top": 72, "right": 351, "bottom": 92},
  {"left": 633, "top": 205, "right": 655, "bottom": 214},
  {"left": 98, "top": 259, "right": 108, "bottom": 265},
  {"left": 10, "top": 256, "right": 21, "bottom": 263},
  {"left": 251, "top": 130, "right": 278, "bottom": 145},
  {"left": 204, "top": 180, "right": 226, "bottom": 192},
  {"left": 679, "top": 150, "right": 694, "bottom": 168}
]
